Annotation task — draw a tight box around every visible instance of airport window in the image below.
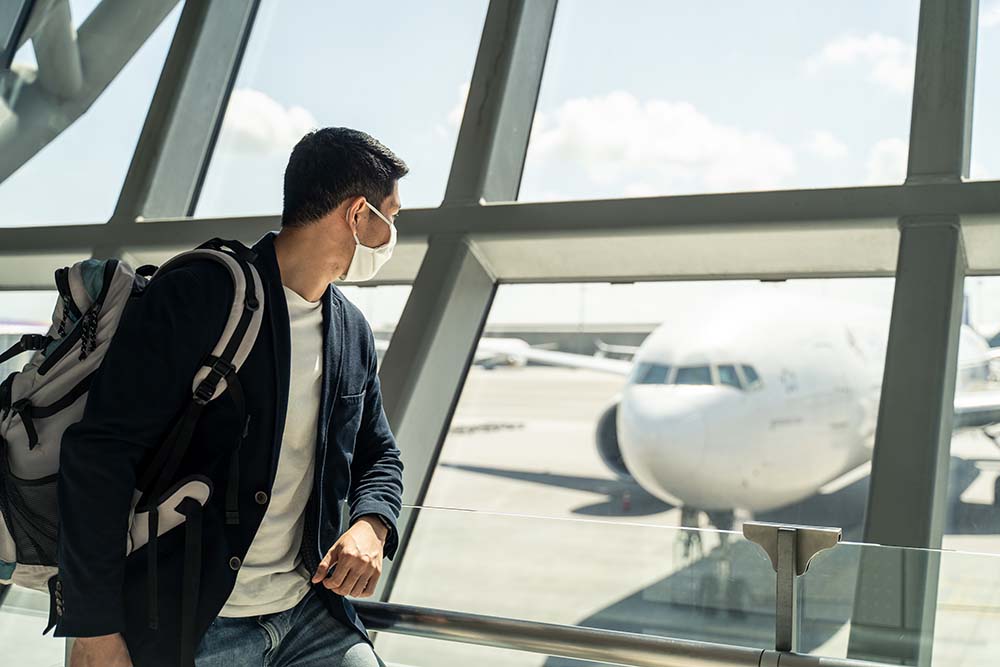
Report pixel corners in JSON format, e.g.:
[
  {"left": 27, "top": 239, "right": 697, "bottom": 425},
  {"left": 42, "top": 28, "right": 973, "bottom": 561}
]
[
  {"left": 970, "top": 5, "right": 1000, "bottom": 180},
  {"left": 519, "top": 0, "right": 919, "bottom": 202},
  {"left": 0, "top": 2, "right": 184, "bottom": 227},
  {"left": 631, "top": 362, "right": 671, "bottom": 385},
  {"left": 718, "top": 364, "right": 742, "bottom": 389},
  {"left": 674, "top": 365, "right": 713, "bottom": 385},
  {"left": 393, "top": 278, "right": 904, "bottom": 660},
  {"left": 195, "top": 0, "right": 489, "bottom": 217},
  {"left": 945, "top": 275, "right": 1000, "bottom": 553}
]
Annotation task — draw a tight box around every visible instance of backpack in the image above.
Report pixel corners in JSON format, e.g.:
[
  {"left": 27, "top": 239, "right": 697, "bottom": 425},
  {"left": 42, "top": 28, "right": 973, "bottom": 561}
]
[{"left": 0, "top": 237, "right": 264, "bottom": 663}]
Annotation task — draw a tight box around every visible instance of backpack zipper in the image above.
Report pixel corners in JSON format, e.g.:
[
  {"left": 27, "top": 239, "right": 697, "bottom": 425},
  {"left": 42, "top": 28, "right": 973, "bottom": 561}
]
[{"left": 38, "top": 260, "right": 119, "bottom": 376}]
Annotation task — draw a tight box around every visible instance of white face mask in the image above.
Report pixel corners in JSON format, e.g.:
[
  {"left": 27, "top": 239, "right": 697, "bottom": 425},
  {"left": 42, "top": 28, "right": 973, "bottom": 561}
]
[{"left": 342, "top": 200, "right": 396, "bottom": 282}]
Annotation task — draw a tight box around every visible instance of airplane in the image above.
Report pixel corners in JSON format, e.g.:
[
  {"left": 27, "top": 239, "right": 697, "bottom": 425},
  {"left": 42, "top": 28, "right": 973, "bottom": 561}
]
[{"left": 379, "top": 291, "right": 1000, "bottom": 534}]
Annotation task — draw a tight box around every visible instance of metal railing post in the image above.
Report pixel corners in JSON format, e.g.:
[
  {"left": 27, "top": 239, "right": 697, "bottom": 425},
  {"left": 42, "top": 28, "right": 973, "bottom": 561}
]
[{"left": 743, "top": 522, "right": 842, "bottom": 654}]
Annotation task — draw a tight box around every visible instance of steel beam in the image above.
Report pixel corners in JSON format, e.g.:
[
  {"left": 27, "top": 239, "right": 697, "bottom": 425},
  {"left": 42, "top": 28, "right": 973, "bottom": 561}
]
[
  {"left": 31, "top": 0, "right": 82, "bottom": 99},
  {"left": 373, "top": 0, "right": 557, "bottom": 604},
  {"left": 0, "top": 0, "right": 180, "bottom": 185},
  {"left": 849, "top": 2, "right": 978, "bottom": 664},
  {"left": 112, "top": 0, "right": 259, "bottom": 222}
]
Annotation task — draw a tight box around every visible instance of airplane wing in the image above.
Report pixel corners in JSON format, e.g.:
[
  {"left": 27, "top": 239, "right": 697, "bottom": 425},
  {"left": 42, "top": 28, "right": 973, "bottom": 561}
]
[
  {"left": 953, "top": 389, "right": 1000, "bottom": 429},
  {"left": 595, "top": 340, "right": 641, "bottom": 359},
  {"left": 372, "top": 336, "right": 632, "bottom": 375},
  {"left": 508, "top": 346, "right": 633, "bottom": 375}
]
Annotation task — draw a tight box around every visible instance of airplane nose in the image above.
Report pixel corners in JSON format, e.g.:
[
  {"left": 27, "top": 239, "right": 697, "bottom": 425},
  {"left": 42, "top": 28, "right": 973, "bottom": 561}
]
[{"left": 618, "top": 386, "right": 710, "bottom": 504}]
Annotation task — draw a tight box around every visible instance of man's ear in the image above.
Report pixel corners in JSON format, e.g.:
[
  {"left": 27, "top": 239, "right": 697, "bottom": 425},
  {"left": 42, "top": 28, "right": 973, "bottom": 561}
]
[{"left": 344, "top": 196, "right": 364, "bottom": 232}]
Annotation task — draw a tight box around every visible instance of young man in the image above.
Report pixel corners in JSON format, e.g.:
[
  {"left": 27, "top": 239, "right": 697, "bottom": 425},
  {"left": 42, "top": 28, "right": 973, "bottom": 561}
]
[{"left": 55, "top": 128, "right": 407, "bottom": 667}]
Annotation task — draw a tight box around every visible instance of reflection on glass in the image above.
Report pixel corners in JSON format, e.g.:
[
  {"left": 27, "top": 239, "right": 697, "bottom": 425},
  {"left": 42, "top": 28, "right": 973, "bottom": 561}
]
[
  {"left": 0, "top": 2, "right": 182, "bottom": 227},
  {"left": 945, "top": 276, "right": 1000, "bottom": 553},
  {"left": 520, "top": 0, "right": 919, "bottom": 201},
  {"left": 196, "top": 0, "right": 488, "bottom": 217}
]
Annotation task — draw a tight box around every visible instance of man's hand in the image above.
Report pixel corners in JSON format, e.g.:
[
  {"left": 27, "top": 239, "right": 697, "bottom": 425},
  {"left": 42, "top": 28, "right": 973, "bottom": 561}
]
[
  {"left": 70, "top": 634, "right": 131, "bottom": 667},
  {"left": 311, "top": 515, "right": 387, "bottom": 597}
]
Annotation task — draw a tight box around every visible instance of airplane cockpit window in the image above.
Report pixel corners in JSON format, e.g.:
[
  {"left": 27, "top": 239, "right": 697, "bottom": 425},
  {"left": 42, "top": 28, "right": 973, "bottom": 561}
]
[
  {"left": 718, "top": 364, "right": 742, "bottom": 389},
  {"left": 674, "top": 365, "right": 712, "bottom": 385},
  {"left": 740, "top": 364, "right": 763, "bottom": 388},
  {"left": 631, "top": 362, "right": 671, "bottom": 384}
]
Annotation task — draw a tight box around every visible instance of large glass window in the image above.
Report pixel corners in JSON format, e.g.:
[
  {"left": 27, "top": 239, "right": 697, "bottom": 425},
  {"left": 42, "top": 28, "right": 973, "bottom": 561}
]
[
  {"left": 946, "top": 275, "right": 1000, "bottom": 552},
  {"left": 970, "top": 2, "right": 1000, "bottom": 179},
  {"left": 388, "top": 278, "right": 902, "bottom": 663},
  {"left": 520, "top": 1, "right": 919, "bottom": 202},
  {"left": 413, "top": 278, "right": 895, "bottom": 538},
  {"left": 0, "top": 1, "right": 183, "bottom": 227},
  {"left": 196, "top": 0, "right": 489, "bottom": 218}
]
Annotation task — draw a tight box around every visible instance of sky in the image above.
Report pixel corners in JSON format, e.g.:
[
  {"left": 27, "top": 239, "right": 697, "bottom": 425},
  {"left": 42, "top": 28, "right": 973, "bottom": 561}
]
[{"left": 2, "top": 0, "right": 1000, "bottom": 331}]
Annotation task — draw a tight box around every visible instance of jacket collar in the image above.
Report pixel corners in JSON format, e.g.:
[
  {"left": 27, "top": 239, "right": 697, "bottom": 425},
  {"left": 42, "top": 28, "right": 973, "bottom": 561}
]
[{"left": 250, "top": 231, "right": 345, "bottom": 482}]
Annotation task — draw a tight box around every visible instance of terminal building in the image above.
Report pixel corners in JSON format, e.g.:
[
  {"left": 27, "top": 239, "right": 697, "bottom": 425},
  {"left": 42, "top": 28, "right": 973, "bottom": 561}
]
[{"left": 1, "top": 1, "right": 1000, "bottom": 666}]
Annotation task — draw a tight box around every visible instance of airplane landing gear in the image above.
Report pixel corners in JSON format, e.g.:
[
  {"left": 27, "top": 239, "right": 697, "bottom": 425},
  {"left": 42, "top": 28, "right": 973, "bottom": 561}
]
[{"left": 676, "top": 506, "right": 704, "bottom": 562}]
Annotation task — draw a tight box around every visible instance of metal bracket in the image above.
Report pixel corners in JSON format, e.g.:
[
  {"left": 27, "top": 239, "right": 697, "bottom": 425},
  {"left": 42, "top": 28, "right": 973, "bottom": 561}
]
[{"left": 744, "top": 522, "right": 842, "bottom": 653}]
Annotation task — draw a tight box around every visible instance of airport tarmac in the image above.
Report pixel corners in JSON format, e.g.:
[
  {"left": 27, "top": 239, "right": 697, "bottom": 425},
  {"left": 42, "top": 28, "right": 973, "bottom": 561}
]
[{"left": 3, "top": 366, "right": 1000, "bottom": 666}]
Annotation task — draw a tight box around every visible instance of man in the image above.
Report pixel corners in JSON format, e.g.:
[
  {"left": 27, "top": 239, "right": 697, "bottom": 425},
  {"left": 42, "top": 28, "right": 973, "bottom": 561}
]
[{"left": 55, "top": 128, "right": 407, "bottom": 667}]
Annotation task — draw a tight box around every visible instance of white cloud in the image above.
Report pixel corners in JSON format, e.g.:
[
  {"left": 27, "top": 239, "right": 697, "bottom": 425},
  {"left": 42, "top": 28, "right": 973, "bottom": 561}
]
[
  {"left": 448, "top": 82, "right": 470, "bottom": 128},
  {"left": 527, "top": 91, "right": 797, "bottom": 193},
  {"left": 984, "top": 3, "right": 1000, "bottom": 28},
  {"left": 805, "top": 131, "right": 848, "bottom": 160},
  {"left": 217, "top": 88, "right": 318, "bottom": 155},
  {"left": 865, "top": 138, "right": 908, "bottom": 184},
  {"left": 805, "top": 33, "right": 915, "bottom": 93}
]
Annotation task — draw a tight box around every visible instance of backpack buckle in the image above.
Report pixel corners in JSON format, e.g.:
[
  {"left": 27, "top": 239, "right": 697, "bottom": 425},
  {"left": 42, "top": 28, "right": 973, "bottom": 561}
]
[
  {"left": 22, "top": 334, "right": 50, "bottom": 350},
  {"left": 192, "top": 357, "right": 235, "bottom": 405}
]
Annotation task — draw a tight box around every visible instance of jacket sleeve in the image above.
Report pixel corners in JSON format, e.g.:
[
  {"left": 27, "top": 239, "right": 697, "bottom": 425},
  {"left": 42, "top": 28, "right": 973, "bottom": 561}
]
[
  {"left": 348, "top": 326, "right": 404, "bottom": 561},
  {"left": 54, "top": 261, "right": 231, "bottom": 637}
]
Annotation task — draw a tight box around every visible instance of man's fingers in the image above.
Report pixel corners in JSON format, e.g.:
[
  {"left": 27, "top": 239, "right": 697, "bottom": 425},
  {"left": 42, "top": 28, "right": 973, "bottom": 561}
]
[
  {"left": 354, "top": 571, "right": 378, "bottom": 597},
  {"left": 337, "top": 567, "right": 363, "bottom": 596},
  {"left": 311, "top": 547, "right": 337, "bottom": 583},
  {"left": 325, "top": 553, "right": 353, "bottom": 589}
]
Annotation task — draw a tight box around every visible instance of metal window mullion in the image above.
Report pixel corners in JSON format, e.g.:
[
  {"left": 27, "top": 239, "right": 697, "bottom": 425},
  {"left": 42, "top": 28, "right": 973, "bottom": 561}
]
[
  {"left": 372, "top": 0, "right": 558, "bottom": 605},
  {"left": 850, "top": 2, "right": 978, "bottom": 664},
  {"left": 111, "top": 0, "right": 260, "bottom": 223},
  {"left": 0, "top": 0, "right": 181, "bottom": 187}
]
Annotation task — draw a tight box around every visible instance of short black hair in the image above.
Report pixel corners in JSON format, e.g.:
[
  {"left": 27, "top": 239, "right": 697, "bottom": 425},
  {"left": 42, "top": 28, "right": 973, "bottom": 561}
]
[{"left": 281, "top": 127, "right": 408, "bottom": 228}]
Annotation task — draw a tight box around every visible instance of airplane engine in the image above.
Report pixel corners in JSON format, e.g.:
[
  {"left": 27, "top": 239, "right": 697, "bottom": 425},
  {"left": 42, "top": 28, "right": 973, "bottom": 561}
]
[{"left": 595, "top": 397, "right": 632, "bottom": 480}]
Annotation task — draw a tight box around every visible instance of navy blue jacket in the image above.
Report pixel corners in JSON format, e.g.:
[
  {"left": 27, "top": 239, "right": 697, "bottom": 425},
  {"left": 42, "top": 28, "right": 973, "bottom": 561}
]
[{"left": 54, "top": 231, "right": 404, "bottom": 666}]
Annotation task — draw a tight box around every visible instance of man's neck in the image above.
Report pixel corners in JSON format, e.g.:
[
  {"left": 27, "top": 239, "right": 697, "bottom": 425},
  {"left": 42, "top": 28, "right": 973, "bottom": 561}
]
[{"left": 272, "top": 226, "right": 347, "bottom": 303}]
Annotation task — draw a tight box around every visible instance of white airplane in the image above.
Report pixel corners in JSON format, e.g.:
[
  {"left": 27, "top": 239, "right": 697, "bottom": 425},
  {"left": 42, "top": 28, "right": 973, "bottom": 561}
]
[{"left": 376, "top": 292, "right": 1000, "bottom": 529}]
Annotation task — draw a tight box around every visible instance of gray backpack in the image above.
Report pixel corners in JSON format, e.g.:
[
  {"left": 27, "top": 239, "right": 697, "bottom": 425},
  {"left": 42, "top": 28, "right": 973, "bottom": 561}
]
[{"left": 0, "top": 238, "right": 263, "bottom": 656}]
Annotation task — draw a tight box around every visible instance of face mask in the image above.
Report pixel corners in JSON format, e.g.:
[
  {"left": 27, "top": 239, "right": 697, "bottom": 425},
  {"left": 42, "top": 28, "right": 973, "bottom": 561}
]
[{"left": 342, "top": 201, "right": 396, "bottom": 282}]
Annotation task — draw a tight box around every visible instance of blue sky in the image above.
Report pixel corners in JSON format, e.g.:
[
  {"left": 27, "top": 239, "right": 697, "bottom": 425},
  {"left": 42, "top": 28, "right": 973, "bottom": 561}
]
[{"left": 2, "top": 0, "right": 1000, "bottom": 331}]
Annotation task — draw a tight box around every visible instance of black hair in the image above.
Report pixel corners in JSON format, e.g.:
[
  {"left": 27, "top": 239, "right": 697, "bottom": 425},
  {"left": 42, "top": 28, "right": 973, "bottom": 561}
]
[{"left": 281, "top": 127, "right": 408, "bottom": 228}]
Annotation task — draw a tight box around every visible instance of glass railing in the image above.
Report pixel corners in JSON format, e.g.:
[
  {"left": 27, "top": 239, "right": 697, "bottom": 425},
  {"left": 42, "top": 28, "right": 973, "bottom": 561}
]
[
  {"left": 2, "top": 506, "right": 1000, "bottom": 666},
  {"left": 377, "top": 505, "right": 1000, "bottom": 667}
]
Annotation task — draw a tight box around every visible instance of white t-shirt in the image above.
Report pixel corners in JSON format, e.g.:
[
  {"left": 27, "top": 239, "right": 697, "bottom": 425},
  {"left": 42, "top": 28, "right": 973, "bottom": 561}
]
[{"left": 220, "top": 284, "right": 324, "bottom": 617}]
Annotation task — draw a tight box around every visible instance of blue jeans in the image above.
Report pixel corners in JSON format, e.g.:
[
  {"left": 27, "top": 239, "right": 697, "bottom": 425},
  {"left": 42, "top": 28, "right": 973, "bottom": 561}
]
[{"left": 195, "top": 588, "right": 385, "bottom": 667}]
